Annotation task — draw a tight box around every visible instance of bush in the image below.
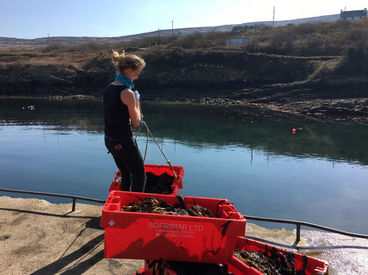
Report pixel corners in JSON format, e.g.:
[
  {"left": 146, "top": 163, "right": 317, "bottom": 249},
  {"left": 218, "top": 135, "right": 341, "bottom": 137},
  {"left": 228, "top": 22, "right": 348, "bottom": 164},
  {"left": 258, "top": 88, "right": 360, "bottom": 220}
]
[
  {"left": 242, "top": 18, "right": 368, "bottom": 56},
  {"left": 19, "top": 17, "right": 368, "bottom": 58},
  {"left": 40, "top": 42, "right": 104, "bottom": 53},
  {"left": 40, "top": 43, "right": 69, "bottom": 53},
  {"left": 336, "top": 47, "right": 368, "bottom": 76}
]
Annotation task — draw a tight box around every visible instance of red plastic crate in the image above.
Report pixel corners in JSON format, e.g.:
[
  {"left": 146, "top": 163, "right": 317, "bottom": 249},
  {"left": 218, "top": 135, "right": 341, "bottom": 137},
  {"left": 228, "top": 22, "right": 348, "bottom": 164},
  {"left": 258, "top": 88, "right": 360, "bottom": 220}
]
[
  {"left": 100, "top": 191, "right": 246, "bottom": 263},
  {"left": 144, "top": 259, "right": 232, "bottom": 275},
  {"left": 135, "top": 267, "right": 150, "bottom": 275},
  {"left": 227, "top": 237, "right": 329, "bottom": 275},
  {"left": 109, "top": 164, "right": 184, "bottom": 195}
]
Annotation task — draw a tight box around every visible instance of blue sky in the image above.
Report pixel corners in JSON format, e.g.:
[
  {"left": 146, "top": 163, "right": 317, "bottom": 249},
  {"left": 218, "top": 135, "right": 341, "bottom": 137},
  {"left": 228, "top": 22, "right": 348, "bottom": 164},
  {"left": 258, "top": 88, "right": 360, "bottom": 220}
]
[{"left": 1, "top": 0, "right": 367, "bottom": 39}]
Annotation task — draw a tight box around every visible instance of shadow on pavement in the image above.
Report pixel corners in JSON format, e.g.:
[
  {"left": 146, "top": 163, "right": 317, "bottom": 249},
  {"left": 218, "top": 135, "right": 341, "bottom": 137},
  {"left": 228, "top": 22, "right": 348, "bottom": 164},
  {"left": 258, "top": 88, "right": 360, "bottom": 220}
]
[{"left": 30, "top": 233, "right": 105, "bottom": 275}]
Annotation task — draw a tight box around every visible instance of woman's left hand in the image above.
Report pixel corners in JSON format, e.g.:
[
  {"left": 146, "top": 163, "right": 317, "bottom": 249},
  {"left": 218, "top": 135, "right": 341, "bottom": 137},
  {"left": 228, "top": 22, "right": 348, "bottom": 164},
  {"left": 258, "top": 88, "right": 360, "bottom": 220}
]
[{"left": 133, "top": 90, "right": 140, "bottom": 101}]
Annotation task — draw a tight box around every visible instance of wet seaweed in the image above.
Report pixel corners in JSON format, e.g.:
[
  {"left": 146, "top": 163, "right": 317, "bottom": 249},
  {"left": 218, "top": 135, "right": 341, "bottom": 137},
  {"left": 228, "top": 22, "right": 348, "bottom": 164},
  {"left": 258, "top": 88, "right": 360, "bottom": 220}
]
[
  {"left": 144, "top": 172, "right": 174, "bottom": 194},
  {"left": 121, "top": 196, "right": 214, "bottom": 217},
  {"left": 233, "top": 249, "right": 304, "bottom": 275},
  {"left": 115, "top": 172, "right": 175, "bottom": 194}
]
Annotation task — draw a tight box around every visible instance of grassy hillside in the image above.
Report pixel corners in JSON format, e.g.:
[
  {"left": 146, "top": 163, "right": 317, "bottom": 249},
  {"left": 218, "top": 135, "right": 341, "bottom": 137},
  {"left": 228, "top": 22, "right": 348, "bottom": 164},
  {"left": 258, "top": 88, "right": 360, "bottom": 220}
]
[
  {"left": 15, "top": 18, "right": 367, "bottom": 82},
  {"left": 0, "top": 19, "right": 367, "bottom": 122},
  {"left": 3, "top": 17, "right": 366, "bottom": 54}
]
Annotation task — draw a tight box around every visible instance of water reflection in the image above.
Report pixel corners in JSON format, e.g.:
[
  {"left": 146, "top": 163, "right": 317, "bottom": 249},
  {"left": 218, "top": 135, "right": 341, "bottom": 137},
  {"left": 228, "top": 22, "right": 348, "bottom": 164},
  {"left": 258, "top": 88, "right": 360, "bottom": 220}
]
[
  {"left": 0, "top": 97, "right": 104, "bottom": 132},
  {"left": 2, "top": 98, "right": 367, "bottom": 165},
  {"left": 1, "top": 98, "right": 368, "bottom": 234},
  {"left": 143, "top": 103, "right": 368, "bottom": 165}
]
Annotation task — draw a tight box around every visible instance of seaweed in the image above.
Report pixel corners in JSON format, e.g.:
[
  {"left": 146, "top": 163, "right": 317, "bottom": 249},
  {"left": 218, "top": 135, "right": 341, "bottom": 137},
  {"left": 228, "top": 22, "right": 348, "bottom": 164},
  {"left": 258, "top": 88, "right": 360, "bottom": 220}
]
[
  {"left": 121, "top": 196, "right": 214, "bottom": 217},
  {"left": 233, "top": 249, "right": 303, "bottom": 275},
  {"left": 144, "top": 172, "right": 174, "bottom": 194}
]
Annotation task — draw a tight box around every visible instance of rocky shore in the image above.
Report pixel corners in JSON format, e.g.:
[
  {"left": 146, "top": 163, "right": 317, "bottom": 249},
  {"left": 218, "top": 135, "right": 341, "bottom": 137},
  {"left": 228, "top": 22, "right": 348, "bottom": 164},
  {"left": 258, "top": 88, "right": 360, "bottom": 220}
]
[
  {"left": 0, "top": 48, "right": 367, "bottom": 124},
  {"left": 144, "top": 87, "right": 368, "bottom": 124}
]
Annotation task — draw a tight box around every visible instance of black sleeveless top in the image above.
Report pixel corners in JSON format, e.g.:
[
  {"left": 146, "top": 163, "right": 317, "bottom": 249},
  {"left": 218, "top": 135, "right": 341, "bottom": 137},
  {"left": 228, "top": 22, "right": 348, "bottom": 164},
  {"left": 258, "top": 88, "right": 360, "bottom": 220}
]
[{"left": 103, "top": 84, "right": 133, "bottom": 139}]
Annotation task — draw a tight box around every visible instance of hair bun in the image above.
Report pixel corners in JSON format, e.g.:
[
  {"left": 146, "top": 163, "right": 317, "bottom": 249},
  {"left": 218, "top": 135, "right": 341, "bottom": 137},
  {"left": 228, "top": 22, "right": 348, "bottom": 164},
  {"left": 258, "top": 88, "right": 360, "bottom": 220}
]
[
  {"left": 112, "top": 50, "right": 126, "bottom": 63},
  {"left": 112, "top": 49, "right": 145, "bottom": 73}
]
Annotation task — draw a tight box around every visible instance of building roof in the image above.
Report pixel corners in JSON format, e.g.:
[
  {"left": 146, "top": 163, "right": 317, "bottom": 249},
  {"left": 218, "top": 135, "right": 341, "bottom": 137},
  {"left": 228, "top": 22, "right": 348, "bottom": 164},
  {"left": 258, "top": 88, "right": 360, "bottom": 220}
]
[{"left": 340, "top": 9, "right": 367, "bottom": 18}]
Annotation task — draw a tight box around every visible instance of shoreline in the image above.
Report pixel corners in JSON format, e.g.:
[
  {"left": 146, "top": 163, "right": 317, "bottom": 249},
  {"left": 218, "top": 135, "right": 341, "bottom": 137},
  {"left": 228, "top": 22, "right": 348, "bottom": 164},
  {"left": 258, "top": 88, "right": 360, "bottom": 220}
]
[
  {"left": 1, "top": 94, "right": 367, "bottom": 124},
  {"left": 1, "top": 47, "right": 367, "bottom": 125}
]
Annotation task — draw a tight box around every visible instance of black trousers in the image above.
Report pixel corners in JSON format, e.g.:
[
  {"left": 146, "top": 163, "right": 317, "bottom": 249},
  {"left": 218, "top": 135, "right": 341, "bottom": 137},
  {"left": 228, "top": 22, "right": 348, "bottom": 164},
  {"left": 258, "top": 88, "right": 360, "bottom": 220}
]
[{"left": 105, "top": 136, "right": 146, "bottom": 192}]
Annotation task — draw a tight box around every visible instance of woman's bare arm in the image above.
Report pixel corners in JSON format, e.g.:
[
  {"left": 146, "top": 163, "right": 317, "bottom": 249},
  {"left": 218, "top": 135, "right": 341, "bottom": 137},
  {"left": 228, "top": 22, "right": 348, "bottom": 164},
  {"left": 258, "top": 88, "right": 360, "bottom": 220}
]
[{"left": 121, "top": 89, "right": 141, "bottom": 128}]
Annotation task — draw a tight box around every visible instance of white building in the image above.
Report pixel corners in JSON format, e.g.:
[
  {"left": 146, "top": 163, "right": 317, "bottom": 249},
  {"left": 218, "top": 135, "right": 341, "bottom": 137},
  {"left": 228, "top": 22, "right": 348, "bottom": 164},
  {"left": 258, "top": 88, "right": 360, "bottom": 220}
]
[{"left": 340, "top": 9, "right": 367, "bottom": 20}]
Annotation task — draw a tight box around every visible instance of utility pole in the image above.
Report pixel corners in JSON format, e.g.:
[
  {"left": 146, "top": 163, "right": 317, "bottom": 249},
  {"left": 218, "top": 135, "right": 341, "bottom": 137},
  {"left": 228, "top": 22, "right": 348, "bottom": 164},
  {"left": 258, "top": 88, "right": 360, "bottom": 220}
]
[
  {"left": 157, "top": 28, "right": 160, "bottom": 47},
  {"left": 273, "top": 6, "right": 275, "bottom": 26},
  {"left": 253, "top": 24, "right": 256, "bottom": 53},
  {"left": 171, "top": 20, "right": 174, "bottom": 36}
]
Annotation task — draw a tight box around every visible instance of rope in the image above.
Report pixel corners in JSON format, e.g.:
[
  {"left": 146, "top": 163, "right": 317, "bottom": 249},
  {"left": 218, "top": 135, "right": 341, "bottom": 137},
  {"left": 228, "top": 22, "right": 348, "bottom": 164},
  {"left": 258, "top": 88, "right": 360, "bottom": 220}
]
[
  {"left": 134, "top": 124, "right": 149, "bottom": 162},
  {"left": 141, "top": 122, "right": 177, "bottom": 179},
  {"left": 143, "top": 131, "right": 149, "bottom": 162},
  {"left": 134, "top": 123, "right": 177, "bottom": 179},
  {"left": 134, "top": 101, "right": 177, "bottom": 178}
]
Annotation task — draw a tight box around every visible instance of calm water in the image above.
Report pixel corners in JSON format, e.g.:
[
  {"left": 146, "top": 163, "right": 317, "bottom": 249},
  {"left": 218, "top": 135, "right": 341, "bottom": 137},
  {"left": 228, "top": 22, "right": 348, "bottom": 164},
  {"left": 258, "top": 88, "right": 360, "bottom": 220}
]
[{"left": 1, "top": 98, "right": 368, "bottom": 234}]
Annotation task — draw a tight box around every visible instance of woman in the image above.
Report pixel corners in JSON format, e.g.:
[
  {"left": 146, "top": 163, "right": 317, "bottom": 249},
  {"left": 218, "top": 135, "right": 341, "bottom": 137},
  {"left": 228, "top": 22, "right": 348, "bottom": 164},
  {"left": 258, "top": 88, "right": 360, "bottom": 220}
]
[{"left": 103, "top": 50, "right": 146, "bottom": 192}]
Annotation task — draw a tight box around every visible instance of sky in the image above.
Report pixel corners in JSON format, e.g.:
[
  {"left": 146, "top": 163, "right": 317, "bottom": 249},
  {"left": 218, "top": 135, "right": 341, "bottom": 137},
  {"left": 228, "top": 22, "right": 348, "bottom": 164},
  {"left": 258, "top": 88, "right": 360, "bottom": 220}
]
[{"left": 1, "top": 0, "right": 367, "bottom": 39}]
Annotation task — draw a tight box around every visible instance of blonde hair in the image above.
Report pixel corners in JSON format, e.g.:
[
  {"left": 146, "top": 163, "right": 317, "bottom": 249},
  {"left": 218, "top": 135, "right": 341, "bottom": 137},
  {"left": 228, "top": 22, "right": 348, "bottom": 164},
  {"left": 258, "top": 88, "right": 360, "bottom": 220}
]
[{"left": 112, "top": 50, "right": 145, "bottom": 74}]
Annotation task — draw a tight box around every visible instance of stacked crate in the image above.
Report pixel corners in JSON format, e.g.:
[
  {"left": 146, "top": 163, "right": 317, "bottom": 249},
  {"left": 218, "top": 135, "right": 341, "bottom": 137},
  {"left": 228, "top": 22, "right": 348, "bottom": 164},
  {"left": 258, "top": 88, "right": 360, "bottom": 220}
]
[
  {"left": 100, "top": 164, "right": 329, "bottom": 275},
  {"left": 227, "top": 237, "right": 329, "bottom": 275},
  {"left": 109, "top": 164, "right": 184, "bottom": 195}
]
